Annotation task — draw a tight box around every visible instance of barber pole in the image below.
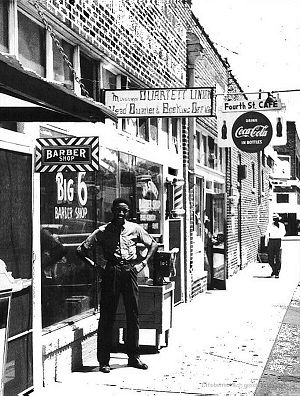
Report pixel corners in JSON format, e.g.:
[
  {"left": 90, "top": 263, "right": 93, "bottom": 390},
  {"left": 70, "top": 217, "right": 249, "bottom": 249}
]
[{"left": 171, "top": 178, "right": 185, "bottom": 218}]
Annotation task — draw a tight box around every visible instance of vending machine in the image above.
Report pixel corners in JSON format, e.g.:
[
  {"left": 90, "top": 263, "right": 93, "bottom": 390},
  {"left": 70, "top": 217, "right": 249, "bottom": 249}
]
[{"left": 0, "top": 263, "right": 12, "bottom": 396}]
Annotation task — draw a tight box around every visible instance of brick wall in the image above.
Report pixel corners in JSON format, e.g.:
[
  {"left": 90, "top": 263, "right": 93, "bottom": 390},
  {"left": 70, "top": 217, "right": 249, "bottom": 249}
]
[
  {"left": 274, "top": 121, "right": 300, "bottom": 179},
  {"left": 33, "top": 0, "right": 188, "bottom": 88},
  {"left": 42, "top": 314, "right": 98, "bottom": 386}
]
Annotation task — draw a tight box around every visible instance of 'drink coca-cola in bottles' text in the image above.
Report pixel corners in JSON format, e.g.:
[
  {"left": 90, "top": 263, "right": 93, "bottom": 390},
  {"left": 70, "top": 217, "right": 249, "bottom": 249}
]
[{"left": 231, "top": 111, "right": 273, "bottom": 152}]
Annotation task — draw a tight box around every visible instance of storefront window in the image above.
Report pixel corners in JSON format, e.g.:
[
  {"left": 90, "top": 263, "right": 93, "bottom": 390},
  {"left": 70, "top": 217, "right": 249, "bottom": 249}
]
[
  {"left": 119, "top": 152, "right": 135, "bottom": 216},
  {"left": 212, "top": 195, "right": 225, "bottom": 242},
  {"left": 41, "top": 171, "right": 98, "bottom": 327},
  {"left": 40, "top": 147, "right": 162, "bottom": 327},
  {"left": 195, "top": 177, "right": 204, "bottom": 237},
  {"left": 135, "top": 157, "right": 162, "bottom": 235},
  {"left": 40, "top": 147, "right": 118, "bottom": 327},
  {"left": 95, "top": 147, "right": 118, "bottom": 224}
]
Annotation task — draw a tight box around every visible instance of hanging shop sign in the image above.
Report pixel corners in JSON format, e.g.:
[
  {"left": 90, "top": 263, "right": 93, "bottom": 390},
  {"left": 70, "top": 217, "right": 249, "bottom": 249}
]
[
  {"left": 104, "top": 87, "right": 215, "bottom": 118},
  {"left": 217, "top": 93, "right": 286, "bottom": 150},
  {"left": 231, "top": 111, "right": 273, "bottom": 152},
  {"left": 35, "top": 136, "right": 99, "bottom": 172}
]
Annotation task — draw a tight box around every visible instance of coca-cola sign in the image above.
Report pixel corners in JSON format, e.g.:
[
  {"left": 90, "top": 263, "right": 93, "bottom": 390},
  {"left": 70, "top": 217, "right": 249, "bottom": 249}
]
[{"left": 232, "top": 111, "right": 273, "bottom": 152}]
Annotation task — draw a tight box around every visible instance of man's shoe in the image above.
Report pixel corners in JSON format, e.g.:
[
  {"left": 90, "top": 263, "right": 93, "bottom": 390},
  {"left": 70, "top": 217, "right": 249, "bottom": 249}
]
[
  {"left": 128, "top": 358, "right": 148, "bottom": 370},
  {"left": 275, "top": 275, "right": 279, "bottom": 278},
  {"left": 100, "top": 365, "right": 110, "bottom": 373},
  {"left": 271, "top": 272, "right": 275, "bottom": 277}
]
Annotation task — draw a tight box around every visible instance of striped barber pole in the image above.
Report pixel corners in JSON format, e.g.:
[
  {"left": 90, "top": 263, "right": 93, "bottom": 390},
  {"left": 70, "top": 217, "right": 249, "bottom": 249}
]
[
  {"left": 171, "top": 179, "right": 185, "bottom": 217},
  {"left": 174, "top": 184, "right": 183, "bottom": 210},
  {"left": 35, "top": 136, "right": 99, "bottom": 172}
]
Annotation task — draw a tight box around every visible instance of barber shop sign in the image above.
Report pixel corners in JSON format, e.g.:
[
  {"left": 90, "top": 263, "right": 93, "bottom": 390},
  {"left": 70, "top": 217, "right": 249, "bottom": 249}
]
[{"left": 232, "top": 111, "right": 273, "bottom": 152}]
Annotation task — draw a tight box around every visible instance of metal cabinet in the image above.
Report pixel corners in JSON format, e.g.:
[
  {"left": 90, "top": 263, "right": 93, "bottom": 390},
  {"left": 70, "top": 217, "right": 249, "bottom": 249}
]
[{"left": 113, "top": 281, "right": 175, "bottom": 352}]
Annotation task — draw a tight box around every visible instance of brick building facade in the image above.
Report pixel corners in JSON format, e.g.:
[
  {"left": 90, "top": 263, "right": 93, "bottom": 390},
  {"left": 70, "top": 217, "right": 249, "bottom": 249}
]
[{"left": 271, "top": 121, "right": 300, "bottom": 235}]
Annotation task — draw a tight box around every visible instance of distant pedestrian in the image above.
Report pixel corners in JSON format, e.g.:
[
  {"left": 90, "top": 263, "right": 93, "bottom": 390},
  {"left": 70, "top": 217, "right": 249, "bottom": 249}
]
[
  {"left": 77, "top": 197, "right": 158, "bottom": 373},
  {"left": 265, "top": 213, "right": 286, "bottom": 278},
  {"left": 204, "top": 216, "right": 213, "bottom": 289}
]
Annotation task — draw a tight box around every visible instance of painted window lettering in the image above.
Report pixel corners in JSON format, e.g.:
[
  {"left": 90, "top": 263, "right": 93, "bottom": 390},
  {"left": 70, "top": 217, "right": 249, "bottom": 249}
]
[{"left": 56, "top": 172, "right": 88, "bottom": 207}]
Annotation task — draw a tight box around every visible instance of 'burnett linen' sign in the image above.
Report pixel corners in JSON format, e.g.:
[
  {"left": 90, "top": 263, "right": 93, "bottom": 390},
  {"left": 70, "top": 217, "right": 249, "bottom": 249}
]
[{"left": 105, "top": 87, "right": 215, "bottom": 118}]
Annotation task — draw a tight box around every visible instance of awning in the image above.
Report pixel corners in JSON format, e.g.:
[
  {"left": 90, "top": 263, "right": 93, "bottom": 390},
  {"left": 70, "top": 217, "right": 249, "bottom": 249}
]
[{"left": 0, "top": 53, "right": 117, "bottom": 123}]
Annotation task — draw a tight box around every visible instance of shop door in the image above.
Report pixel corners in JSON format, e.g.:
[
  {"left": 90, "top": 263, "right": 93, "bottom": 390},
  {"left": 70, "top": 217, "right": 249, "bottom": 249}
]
[
  {"left": 169, "top": 219, "right": 183, "bottom": 304},
  {"left": 0, "top": 150, "right": 33, "bottom": 396},
  {"left": 206, "top": 193, "right": 226, "bottom": 290}
]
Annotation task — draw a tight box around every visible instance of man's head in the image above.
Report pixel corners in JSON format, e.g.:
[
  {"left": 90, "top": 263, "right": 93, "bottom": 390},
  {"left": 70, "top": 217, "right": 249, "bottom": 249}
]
[
  {"left": 111, "top": 198, "right": 130, "bottom": 225},
  {"left": 272, "top": 213, "right": 280, "bottom": 223}
]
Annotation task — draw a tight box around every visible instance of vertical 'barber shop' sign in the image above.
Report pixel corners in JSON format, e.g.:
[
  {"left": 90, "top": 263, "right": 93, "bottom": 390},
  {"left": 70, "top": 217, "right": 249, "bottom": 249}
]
[{"left": 35, "top": 136, "right": 99, "bottom": 172}]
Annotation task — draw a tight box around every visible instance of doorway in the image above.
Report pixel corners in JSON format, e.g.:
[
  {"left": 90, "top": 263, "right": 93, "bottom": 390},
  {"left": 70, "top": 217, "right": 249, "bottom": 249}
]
[
  {"left": 0, "top": 149, "right": 33, "bottom": 396},
  {"left": 206, "top": 193, "right": 226, "bottom": 290},
  {"left": 169, "top": 219, "right": 183, "bottom": 304}
]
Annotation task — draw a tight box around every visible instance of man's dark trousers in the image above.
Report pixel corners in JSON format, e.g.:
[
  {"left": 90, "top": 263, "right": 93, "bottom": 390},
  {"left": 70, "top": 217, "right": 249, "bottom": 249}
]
[
  {"left": 97, "top": 263, "right": 140, "bottom": 365},
  {"left": 268, "top": 238, "right": 282, "bottom": 276}
]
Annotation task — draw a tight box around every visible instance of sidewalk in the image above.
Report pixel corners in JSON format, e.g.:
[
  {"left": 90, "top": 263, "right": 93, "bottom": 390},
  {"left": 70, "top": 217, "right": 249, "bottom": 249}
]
[
  {"left": 35, "top": 258, "right": 300, "bottom": 396},
  {"left": 255, "top": 282, "right": 300, "bottom": 395}
]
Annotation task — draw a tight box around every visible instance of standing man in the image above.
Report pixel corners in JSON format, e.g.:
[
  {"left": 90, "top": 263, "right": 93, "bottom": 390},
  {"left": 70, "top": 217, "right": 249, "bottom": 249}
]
[
  {"left": 77, "top": 198, "right": 158, "bottom": 373},
  {"left": 265, "top": 213, "right": 286, "bottom": 278}
]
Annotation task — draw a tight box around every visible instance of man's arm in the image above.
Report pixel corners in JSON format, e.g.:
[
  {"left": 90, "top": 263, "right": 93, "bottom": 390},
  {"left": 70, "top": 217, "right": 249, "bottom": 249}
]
[
  {"left": 265, "top": 224, "right": 271, "bottom": 247},
  {"left": 76, "top": 229, "right": 100, "bottom": 267},
  {"left": 280, "top": 223, "right": 286, "bottom": 239},
  {"left": 134, "top": 239, "right": 158, "bottom": 274},
  {"left": 76, "top": 243, "right": 96, "bottom": 267}
]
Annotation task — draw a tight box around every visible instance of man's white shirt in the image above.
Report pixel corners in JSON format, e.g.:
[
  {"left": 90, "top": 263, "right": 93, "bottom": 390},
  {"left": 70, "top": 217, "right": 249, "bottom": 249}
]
[{"left": 266, "top": 222, "right": 286, "bottom": 245}]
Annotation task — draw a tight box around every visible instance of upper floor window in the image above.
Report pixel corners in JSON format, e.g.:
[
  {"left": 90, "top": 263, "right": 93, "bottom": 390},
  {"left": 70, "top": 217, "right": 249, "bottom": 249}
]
[
  {"left": 0, "top": 0, "right": 9, "bottom": 52},
  {"left": 18, "top": 12, "right": 46, "bottom": 77},
  {"left": 137, "top": 118, "right": 150, "bottom": 141},
  {"left": 53, "top": 38, "right": 74, "bottom": 89},
  {"left": 208, "top": 136, "right": 215, "bottom": 169},
  {"left": 150, "top": 118, "right": 158, "bottom": 143},
  {"left": 196, "top": 131, "right": 201, "bottom": 162},
  {"left": 102, "top": 68, "right": 117, "bottom": 90},
  {"left": 80, "top": 53, "right": 98, "bottom": 100},
  {"left": 277, "top": 194, "right": 289, "bottom": 203},
  {"left": 202, "top": 135, "right": 207, "bottom": 166},
  {"left": 171, "top": 118, "right": 180, "bottom": 153},
  {"left": 161, "top": 118, "right": 170, "bottom": 149},
  {"left": 252, "top": 163, "right": 255, "bottom": 188},
  {"left": 219, "top": 148, "right": 224, "bottom": 172},
  {"left": 137, "top": 118, "right": 158, "bottom": 144}
]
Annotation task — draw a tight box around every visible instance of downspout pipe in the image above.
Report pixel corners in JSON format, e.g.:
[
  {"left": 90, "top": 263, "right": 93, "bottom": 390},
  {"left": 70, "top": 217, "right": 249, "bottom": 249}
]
[{"left": 184, "top": 33, "right": 203, "bottom": 302}]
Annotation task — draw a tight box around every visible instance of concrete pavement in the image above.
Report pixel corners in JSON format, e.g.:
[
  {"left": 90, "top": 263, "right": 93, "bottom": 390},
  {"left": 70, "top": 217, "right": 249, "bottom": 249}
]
[
  {"left": 35, "top": 252, "right": 300, "bottom": 396},
  {"left": 255, "top": 283, "right": 300, "bottom": 395}
]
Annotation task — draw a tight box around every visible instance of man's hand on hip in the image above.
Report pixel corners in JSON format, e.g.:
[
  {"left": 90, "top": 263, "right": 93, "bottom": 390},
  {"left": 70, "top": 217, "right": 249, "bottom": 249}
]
[{"left": 133, "top": 261, "right": 147, "bottom": 274}]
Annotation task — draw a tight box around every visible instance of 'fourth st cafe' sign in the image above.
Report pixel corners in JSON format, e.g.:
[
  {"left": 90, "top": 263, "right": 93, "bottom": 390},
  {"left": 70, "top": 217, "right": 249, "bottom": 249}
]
[
  {"left": 217, "top": 95, "right": 286, "bottom": 151},
  {"left": 232, "top": 111, "right": 273, "bottom": 153}
]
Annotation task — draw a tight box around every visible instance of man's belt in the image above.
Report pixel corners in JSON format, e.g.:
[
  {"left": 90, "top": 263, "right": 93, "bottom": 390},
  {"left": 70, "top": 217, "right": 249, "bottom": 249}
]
[{"left": 108, "top": 258, "right": 137, "bottom": 270}]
